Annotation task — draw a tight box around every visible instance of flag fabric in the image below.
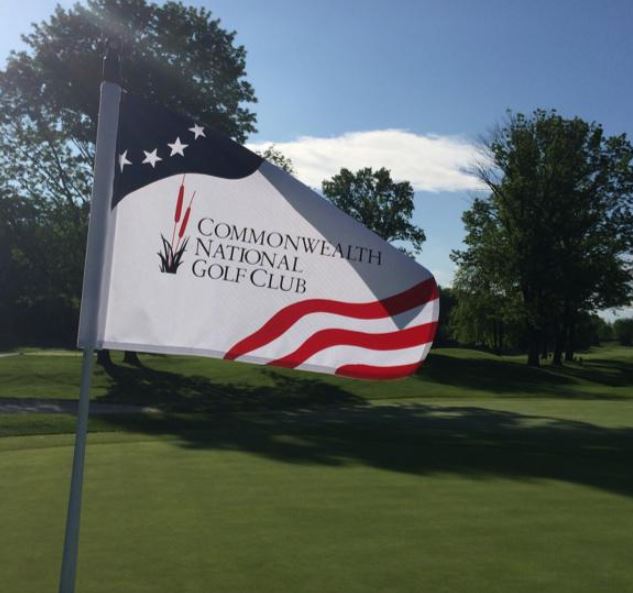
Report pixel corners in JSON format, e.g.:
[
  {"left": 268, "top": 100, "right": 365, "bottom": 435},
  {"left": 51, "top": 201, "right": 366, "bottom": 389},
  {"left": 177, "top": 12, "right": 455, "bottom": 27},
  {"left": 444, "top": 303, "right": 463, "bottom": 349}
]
[{"left": 78, "top": 92, "right": 439, "bottom": 379}]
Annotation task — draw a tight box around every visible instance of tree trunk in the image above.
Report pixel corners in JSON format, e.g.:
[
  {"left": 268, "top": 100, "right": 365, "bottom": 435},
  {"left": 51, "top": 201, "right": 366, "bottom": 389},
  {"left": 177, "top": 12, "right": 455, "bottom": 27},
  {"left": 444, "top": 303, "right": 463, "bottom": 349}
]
[
  {"left": 527, "top": 342, "right": 540, "bottom": 367},
  {"left": 551, "top": 315, "right": 564, "bottom": 365},
  {"left": 523, "top": 288, "right": 542, "bottom": 367},
  {"left": 492, "top": 319, "right": 500, "bottom": 354},
  {"left": 499, "top": 321, "right": 504, "bottom": 353},
  {"left": 553, "top": 332, "right": 563, "bottom": 365},
  {"left": 565, "top": 318, "right": 576, "bottom": 362},
  {"left": 527, "top": 327, "right": 541, "bottom": 367},
  {"left": 123, "top": 350, "right": 142, "bottom": 366},
  {"left": 97, "top": 349, "right": 112, "bottom": 368}
]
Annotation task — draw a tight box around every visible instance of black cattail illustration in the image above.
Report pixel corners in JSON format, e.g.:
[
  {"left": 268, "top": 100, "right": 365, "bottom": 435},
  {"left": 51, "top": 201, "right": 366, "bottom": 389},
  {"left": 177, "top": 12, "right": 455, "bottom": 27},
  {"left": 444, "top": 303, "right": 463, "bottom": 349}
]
[{"left": 159, "top": 177, "right": 195, "bottom": 274}]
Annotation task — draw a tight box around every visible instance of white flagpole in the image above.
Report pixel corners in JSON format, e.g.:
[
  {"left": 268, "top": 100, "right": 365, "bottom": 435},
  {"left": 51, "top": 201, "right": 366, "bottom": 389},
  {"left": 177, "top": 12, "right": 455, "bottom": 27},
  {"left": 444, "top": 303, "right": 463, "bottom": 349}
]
[{"left": 58, "top": 43, "right": 121, "bottom": 593}]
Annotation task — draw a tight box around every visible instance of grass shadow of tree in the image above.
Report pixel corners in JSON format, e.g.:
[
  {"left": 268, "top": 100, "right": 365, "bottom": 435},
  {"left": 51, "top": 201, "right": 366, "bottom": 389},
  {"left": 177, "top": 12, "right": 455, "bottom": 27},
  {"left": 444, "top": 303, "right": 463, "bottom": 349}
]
[
  {"left": 417, "top": 351, "right": 632, "bottom": 398},
  {"left": 97, "top": 359, "right": 633, "bottom": 499},
  {"left": 97, "top": 359, "right": 363, "bottom": 412},
  {"left": 547, "top": 357, "right": 633, "bottom": 387}
]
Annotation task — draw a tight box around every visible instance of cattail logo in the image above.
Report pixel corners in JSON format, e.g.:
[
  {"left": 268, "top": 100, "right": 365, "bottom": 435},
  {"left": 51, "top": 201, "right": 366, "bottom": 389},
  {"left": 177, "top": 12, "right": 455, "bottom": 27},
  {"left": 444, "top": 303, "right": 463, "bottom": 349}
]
[{"left": 158, "top": 175, "right": 196, "bottom": 274}]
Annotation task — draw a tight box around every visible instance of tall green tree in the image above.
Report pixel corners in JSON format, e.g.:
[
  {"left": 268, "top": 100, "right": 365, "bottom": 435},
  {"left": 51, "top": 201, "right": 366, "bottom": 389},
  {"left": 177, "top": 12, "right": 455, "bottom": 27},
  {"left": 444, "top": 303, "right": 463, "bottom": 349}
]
[
  {"left": 449, "top": 198, "right": 525, "bottom": 353},
  {"left": 434, "top": 286, "right": 457, "bottom": 346},
  {"left": 322, "top": 167, "right": 425, "bottom": 254},
  {"left": 614, "top": 318, "right": 633, "bottom": 346},
  {"left": 0, "top": 0, "right": 258, "bottom": 345},
  {"left": 454, "top": 110, "right": 633, "bottom": 366},
  {"left": 573, "top": 313, "right": 611, "bottom": 350}
]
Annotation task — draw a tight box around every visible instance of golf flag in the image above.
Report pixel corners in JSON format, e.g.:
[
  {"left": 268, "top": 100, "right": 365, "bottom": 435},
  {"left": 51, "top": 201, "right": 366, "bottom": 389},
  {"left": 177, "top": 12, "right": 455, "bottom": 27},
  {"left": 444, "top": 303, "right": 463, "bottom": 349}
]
[{"left": 78, "top": 92, "right": 439, "bottom": 379}]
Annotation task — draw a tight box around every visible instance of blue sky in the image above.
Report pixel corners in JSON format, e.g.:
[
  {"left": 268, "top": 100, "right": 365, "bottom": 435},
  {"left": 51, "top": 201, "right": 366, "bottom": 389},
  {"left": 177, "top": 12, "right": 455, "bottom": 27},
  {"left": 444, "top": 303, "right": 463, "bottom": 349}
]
[{"left": 2, "top": 0, "right": 632, "bottom": 313}]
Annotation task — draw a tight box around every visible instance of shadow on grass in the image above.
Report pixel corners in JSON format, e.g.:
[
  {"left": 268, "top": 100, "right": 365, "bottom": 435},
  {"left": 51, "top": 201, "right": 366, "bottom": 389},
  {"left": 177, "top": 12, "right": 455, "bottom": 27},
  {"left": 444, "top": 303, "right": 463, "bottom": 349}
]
[
  {"left": 418, "top": 351, "right": 633, "bottom": 397},
  {"left": 96, "top": 358, "right": 633, "bottom": 499},
  {"left": 98, "top": 359, "right": 362, "bottom": 411},
  {"left": 548, "top": 357, "right": 633, "bottom": 388},
  {"left": 419, "top": 352, "right": 571, "bottom": 395}
]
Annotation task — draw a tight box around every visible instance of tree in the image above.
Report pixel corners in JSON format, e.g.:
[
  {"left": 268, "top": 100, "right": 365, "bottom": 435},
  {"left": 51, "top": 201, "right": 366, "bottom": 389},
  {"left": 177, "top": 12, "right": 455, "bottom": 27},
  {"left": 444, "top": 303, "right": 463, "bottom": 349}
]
[
  {"left": 434, "top": 286, "right": 457, "bottom": 346},
  {"left": 572, "top": 313, "right": 611, "bottom": 350},
  {"left": 322, "top": 167, "right": 426, "bottom": 254},
  {"left": 450, "top": 197, "right": 525, "bottom": 353},
  {"left": 0, "top": 0, "right": 258, "bottom": 347},
  {"left": 614, "top": 318, "right": 633, "bottom": 346},
  {"left": 595, "top": 318, "right": 614, "bottom": 343},
  {"left": 0, "top": 184, "right": 84, "bottom": 346},
  {"left": 255, "top": 145, "right": 295, "bottom": 174},
  {"left": 455, "top": 110, "right": 633, "bottom": 366}
]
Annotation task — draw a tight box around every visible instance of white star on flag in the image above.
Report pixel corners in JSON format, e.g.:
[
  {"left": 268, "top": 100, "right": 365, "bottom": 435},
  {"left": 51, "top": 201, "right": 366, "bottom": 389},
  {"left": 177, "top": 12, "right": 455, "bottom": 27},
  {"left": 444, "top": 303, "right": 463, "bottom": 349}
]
[
  {"left": 167, "top": 137, "right": 188, "bottom": 157},
  {"left": 118, "top": 150, "right": 132, "bottom": 172},
  {"left": 142, "top": 148, "right": 162, "bottom": 168},
  {"left": 189, "top": 124, "right": 206, "bottom": 140}
]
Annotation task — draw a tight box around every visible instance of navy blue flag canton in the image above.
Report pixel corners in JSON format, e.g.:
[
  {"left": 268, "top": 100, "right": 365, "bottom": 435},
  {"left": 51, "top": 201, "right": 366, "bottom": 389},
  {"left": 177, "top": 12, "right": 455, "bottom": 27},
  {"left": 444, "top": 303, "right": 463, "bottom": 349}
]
[{"left": 113, "top": 93, "right": 262, "bottom": 208}]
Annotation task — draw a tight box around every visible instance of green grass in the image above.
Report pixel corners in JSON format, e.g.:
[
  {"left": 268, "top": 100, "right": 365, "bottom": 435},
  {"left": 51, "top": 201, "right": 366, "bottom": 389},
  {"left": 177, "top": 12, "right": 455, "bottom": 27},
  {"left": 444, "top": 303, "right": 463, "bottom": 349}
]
[
  {"left": 2, "top": 401, "right": 633, "bottom": 593},
  {"left": 0, "top": 344, "right": 632, "bottom": 407},
  {"left": 1, "top": 345, "right": 633, "bottom": 592}
]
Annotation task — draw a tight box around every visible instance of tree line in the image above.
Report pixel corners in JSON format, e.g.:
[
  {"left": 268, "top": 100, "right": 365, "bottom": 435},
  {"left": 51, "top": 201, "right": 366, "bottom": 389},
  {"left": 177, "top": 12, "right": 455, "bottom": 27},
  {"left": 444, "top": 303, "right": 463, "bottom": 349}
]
[
  {"left": 437, "top": 288, "right": 633, "bottom": 350},
  {"left": 1, "top": 0, "right": 632, "bottom": 367},
  {"left": 450, "top": 111, "right": 633, "bottom": 365}
]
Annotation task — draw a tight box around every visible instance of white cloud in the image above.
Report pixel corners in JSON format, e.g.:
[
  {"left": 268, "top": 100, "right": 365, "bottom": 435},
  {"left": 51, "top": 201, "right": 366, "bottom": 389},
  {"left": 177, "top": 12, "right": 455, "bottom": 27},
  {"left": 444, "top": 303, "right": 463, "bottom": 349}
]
[
  {"left": 248, "top": 129, "right": 486, "bottom": 192},
  {"left": 599, "top": 306, "right": 633, "bottom": 322},
  {"left": 430, "top": 267, "right": 456, "bottom": 288}
]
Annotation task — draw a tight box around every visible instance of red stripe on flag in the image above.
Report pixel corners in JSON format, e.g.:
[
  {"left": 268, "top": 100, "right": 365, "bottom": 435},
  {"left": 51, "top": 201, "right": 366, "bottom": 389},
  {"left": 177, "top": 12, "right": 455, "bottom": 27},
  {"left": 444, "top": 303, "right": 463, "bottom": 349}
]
[
  {"left": 336, "top": 362, "right": 422, "bottom": 380},
  {"left": 225, "top": 277, "right": 438, "bottom": 360},
  {"left": 267, "top": 321, "right": 438, "bottom": 369}
]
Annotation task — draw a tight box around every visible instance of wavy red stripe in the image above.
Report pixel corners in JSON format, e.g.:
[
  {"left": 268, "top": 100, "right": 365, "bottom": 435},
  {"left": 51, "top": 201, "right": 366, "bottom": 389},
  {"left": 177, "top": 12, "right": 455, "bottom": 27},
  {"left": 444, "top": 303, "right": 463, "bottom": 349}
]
[
  {"left": 225, "top": 277, "right": 438, "bottom": 360},
  {"left": 266, "top": 321, "right": 438, "bottom": 369},
  {"left": 336, "top": 362, "right": 422, "bottom": 380}
]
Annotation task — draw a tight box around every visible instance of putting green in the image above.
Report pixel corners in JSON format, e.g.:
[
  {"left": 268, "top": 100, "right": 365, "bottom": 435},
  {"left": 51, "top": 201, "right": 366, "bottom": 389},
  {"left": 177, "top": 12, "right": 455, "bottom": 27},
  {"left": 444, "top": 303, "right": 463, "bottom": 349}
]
[{"left": 2, "top": 399, "right": 633, "bottom": 593}]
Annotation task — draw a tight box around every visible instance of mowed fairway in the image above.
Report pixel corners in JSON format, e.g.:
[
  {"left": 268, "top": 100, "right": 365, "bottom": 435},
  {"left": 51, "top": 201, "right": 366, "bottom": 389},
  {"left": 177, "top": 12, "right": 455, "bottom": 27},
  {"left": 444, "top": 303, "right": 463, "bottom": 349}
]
[{"left": 1, "top": 347, "right": 633, "bottom": 592}]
